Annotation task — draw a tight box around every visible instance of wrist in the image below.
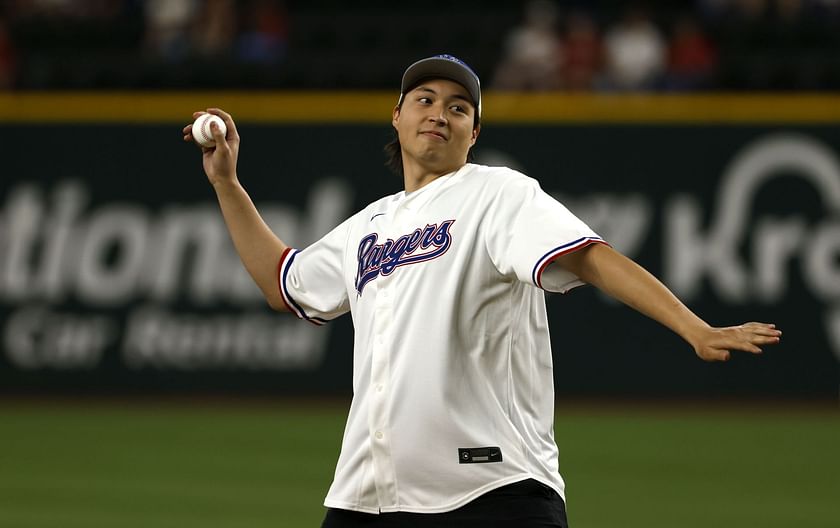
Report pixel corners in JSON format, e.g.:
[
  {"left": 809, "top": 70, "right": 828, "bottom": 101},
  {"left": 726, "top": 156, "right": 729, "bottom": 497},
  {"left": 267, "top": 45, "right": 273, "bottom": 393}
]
[
  {"left": 211, "top": 175, "right": 240, "bottom": 192},
  {"left": 679, "top": 318, "right": 712, "bottom": 349}
]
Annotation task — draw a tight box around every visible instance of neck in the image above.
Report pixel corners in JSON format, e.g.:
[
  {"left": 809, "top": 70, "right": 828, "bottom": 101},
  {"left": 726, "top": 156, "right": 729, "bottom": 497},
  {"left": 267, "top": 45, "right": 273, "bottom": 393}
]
[{"left": 402, "top": 160, "right": 465, "bottom": 193}]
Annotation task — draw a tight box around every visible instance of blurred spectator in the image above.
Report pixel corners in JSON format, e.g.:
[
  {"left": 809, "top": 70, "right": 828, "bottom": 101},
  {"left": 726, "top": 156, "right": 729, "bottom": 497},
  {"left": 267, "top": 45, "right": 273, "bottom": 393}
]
[
  {"left": 559, "top": 10, "right": 602, "bottom": 91},
  {"left": 235, "top": 0, "right": 288, "bottom": 64},
  {"left": 192, "top": 0, "right": 236, "bottom": 59},
  {"left": 602, "top": 7, "right": 667, "bottom": 90},
  {"left": 664, "top": 14, "right": 718, "bottom": 90},
  {"left": 143, "top": 0, "right": 199, "bottom": 61},
  {"left": 492, "top": 0, "right": 563, "bottom": 90}
]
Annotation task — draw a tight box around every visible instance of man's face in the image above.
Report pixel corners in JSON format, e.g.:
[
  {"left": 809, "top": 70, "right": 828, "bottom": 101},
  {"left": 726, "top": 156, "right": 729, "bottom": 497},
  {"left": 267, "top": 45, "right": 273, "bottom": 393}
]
[{"left": 392, "top": 79, "right": 480, "bottom": 174}]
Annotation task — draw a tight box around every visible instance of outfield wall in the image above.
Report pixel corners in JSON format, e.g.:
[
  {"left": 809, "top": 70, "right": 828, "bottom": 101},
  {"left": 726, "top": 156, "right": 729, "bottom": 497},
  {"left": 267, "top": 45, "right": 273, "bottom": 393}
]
[{"left": 1, "top": 93, "right": 838, "bottom": 397}]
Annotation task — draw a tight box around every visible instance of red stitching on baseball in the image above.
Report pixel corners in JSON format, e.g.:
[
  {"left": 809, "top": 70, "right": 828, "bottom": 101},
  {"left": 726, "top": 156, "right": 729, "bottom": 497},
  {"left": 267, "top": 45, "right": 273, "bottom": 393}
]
[{"left": 201, "top": 116, "right": 213, "bottom": 145}]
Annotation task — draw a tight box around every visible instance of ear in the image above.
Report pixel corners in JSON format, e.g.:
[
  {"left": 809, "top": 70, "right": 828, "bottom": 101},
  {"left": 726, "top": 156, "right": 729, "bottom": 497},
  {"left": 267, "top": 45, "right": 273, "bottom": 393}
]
[
  {"left": 470, "top": 124, "right": 481, "bottom": 147},
  {"left": 392, "top": 105, "right": 401, "bottom": 129}
]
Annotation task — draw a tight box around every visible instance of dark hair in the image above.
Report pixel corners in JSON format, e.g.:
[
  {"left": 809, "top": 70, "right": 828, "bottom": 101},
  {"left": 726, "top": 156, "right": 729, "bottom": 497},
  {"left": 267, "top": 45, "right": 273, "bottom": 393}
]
[
  {"left": 384, "top": 132, "right": 405, "bottom": 177},
  {"left": 384, "top": 103, "right": 480, "bottom": 178}
]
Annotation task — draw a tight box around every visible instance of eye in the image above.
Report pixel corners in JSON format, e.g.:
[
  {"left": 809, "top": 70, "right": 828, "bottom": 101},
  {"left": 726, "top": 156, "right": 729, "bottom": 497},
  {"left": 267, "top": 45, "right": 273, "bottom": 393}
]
[
  {"left": 418, "top": 97, "right": 432, "bottom": 104},
  {"left": 451, "top": 104, "right": 467, "bottom": 114}
]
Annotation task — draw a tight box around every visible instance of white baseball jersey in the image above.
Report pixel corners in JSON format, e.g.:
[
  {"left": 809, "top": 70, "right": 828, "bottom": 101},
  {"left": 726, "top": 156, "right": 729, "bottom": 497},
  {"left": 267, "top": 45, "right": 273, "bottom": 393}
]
[{"left": 278, "top": 163, "right": 605, "bottom": 514}]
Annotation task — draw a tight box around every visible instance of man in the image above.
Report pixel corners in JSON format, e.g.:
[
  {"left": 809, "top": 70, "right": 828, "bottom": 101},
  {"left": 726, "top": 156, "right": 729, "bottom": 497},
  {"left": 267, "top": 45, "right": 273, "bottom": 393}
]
[{"left": 184, "top": 55, "right": 781, "bottom": 528}]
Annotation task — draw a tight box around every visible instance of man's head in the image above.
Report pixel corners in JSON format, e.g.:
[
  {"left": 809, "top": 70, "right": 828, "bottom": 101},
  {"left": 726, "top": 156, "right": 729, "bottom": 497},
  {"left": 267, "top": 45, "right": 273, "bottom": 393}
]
[{"left": 385, "top": 55, "right": 482, "bottom": 177}]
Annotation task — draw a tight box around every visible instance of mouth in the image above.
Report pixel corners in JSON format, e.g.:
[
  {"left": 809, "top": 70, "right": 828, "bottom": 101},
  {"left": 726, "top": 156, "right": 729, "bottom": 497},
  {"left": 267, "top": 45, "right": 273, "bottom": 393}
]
[{"left": 420, "top": 130, "right": 447, "bottom": 141}]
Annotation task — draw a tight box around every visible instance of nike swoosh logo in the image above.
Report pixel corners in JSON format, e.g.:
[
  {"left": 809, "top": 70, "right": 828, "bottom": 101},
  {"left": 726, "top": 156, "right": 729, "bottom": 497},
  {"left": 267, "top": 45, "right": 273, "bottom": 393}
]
[{"left": 370, "top": 213, "right": 386, "bottom": 221}]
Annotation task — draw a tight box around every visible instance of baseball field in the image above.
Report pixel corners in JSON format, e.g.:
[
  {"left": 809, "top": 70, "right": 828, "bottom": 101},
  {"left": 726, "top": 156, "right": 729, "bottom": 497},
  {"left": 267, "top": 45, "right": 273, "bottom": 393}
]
[{"left": 0, "top": 400, "right": 837, "bottom": 528}]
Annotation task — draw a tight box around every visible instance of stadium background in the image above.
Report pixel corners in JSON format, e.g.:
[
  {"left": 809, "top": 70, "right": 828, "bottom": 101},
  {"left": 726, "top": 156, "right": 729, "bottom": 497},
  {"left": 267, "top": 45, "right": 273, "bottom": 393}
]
[{"left": 0, "top": 1, "right": 838, "bottom": 527}]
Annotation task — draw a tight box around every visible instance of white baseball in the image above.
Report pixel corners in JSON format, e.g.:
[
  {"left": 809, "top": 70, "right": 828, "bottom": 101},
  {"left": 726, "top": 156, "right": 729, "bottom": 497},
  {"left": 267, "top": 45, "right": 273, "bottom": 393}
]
[{"left": 192, "top": 113, "right": 227, "bottom": 148}]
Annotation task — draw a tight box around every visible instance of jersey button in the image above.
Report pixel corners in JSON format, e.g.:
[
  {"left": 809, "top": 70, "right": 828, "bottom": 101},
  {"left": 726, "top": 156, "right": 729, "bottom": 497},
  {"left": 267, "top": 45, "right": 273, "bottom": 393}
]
[
  {"left": 375, "top": 431, "right": 384, "bottom": 440},
  {"left": 376, "top": 384, "right": 384, "bottom": 392}
]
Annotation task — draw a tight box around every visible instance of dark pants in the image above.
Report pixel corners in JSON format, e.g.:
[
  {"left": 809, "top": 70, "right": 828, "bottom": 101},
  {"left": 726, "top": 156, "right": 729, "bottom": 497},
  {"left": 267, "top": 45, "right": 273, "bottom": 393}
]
[{"left": 321, "top": 479, "right": 568, "bottom": 528}]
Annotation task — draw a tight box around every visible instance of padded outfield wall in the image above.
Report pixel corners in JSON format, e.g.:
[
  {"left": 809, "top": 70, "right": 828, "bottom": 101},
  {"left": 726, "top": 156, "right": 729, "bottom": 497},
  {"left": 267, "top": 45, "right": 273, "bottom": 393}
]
[{"left": 0, "top": 93, "right": 838, "bottom": 398}]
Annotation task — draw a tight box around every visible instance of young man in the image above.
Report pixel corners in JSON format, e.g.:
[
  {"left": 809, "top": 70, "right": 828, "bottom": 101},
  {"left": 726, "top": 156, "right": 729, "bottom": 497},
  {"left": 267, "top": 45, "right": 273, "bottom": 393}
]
[{"left": 184, "top": 55, "right": 781, "bottom": 528}]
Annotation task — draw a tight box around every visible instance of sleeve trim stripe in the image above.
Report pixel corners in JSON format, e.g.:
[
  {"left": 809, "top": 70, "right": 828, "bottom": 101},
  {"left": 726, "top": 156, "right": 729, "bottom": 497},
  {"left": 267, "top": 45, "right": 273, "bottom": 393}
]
[
  {"left": 532, "top": 237, "right": 608, "bottom": 289},
  {"left": 277, "top": 247, "right": 296, "bottom": 314},
  {"left": 278, "top": 248, "right": 326, "bottom": 326}
]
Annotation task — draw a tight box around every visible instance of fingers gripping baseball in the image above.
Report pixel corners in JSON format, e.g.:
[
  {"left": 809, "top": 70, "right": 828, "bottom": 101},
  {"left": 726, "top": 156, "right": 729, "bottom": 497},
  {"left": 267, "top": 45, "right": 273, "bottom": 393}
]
[
  {"left": 693, "top": 322, "right": 782, "bottom": 362},
  {"left": 184, "top": 108, "right": 241, "bottom": 187}
]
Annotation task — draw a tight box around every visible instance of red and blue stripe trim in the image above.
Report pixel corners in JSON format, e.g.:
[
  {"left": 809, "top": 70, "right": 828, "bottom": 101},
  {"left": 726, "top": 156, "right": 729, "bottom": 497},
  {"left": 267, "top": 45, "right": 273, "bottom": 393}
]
[
  {"left": 277, "top": 248, "right": 328, "bottom": 326},
  {"left": 531, "top": 237, "right": 607, "bottom": 290}
]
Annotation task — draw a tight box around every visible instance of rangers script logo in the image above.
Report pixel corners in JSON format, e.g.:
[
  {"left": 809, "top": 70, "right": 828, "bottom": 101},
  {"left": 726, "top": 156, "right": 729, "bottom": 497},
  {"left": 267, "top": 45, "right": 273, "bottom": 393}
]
[{"left": 355, "top": 220, "right": 455, "bottom": 294}]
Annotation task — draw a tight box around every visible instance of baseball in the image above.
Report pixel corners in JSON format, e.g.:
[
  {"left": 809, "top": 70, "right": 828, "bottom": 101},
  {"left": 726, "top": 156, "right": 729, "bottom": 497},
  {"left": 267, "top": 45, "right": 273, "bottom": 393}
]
[{"left": 192, "top": 113, "right": 227, "bottom": 148}]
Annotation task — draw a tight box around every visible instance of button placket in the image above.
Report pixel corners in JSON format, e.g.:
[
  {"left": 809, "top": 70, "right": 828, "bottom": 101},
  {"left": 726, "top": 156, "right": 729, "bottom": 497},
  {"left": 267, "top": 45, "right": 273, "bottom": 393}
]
[{"left": 367, "top": 280, "right": 397, "bottom": 508}]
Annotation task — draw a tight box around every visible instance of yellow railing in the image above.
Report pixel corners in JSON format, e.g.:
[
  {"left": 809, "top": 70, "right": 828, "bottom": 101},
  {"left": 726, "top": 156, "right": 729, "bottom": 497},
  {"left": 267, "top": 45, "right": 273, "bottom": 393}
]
[{"left": 1, "top": 92, "right": 840, "bottom": 123}]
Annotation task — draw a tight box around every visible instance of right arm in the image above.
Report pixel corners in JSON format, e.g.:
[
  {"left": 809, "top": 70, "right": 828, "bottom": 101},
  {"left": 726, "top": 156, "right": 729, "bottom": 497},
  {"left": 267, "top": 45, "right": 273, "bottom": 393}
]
[{"left": 183, "top": 108, "right": 289, "bottom": 311}]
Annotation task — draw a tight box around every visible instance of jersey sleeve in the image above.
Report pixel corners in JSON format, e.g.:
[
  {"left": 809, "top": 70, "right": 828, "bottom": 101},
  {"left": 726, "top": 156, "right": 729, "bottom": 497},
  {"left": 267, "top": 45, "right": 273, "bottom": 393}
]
[
  {"left": 277, "top": 217, "right": 352, "bottom": 325},
  {"left": 485, "top": 174, "right": 608, "bottom": 293}
]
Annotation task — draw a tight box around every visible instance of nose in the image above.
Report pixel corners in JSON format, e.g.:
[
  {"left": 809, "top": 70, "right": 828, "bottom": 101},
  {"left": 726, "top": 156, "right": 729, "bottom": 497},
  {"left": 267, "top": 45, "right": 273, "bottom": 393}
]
[{"left": 428, "top": 105, "right": 448, "bottom": 125}]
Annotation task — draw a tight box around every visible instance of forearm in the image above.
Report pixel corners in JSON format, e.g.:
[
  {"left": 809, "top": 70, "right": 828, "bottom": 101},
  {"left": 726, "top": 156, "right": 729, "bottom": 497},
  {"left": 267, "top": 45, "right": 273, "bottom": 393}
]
[
  {"left": 213, "top": 178, "right": 288, "bottom": 310},
  {"left": 562, "top": 245, "right": 710, "bottom": 346}
]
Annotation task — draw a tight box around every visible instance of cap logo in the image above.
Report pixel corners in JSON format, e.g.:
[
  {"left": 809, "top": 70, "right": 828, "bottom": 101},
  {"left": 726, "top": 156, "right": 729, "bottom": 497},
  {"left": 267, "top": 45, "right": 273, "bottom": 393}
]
[{"left": 433, "top": 54, "right": 477, "bottom": 76}]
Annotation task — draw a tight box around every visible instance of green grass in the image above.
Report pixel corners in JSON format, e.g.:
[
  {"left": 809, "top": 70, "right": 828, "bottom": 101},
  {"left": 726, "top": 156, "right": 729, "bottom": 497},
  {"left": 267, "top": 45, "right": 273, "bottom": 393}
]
[
  {"left": 555, "top": 406, "right": 840, "bottom": 528},
  {"left": 0, "top": 401, "right": 837, "bottom": 528}
]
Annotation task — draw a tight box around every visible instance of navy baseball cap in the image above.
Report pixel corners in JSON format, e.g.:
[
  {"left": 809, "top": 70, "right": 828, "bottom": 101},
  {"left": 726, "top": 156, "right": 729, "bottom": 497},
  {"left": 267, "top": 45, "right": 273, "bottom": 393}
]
[{"left": 398, "top": 54, "right": 482, "bottom": 118}]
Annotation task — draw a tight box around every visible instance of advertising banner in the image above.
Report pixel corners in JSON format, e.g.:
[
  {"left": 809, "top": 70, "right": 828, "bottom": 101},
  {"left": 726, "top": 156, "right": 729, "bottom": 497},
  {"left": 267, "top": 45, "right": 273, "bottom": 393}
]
[{"left": 1, "top": 95, "right": 838, "bottom": 398}]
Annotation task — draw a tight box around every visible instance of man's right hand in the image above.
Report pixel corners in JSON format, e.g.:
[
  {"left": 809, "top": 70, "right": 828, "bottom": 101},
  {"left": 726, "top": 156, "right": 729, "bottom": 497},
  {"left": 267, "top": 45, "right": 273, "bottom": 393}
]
[{"left": 183, "top": 108, "right": 240, "bottom": 187}]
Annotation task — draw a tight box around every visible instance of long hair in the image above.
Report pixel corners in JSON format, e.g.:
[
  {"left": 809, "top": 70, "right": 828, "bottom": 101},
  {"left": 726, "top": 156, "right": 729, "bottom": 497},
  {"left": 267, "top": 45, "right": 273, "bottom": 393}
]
[{"left": 384, "top": 108, "right": 480, "bottom": 178}]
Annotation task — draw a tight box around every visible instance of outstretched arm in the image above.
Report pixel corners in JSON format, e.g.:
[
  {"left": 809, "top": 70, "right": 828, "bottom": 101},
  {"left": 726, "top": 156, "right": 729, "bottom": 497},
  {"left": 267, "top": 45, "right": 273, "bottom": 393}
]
[
  {"left": 183, "top": 108, "right": 289, "bottom": 311},
  {"left": 553, "top": 244, "right": 781, "bottom": 361}
]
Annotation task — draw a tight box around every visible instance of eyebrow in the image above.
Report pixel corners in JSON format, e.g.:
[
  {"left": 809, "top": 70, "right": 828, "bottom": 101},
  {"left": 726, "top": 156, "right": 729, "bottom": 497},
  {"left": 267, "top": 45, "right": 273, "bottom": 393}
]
[{"left": 415, "top": 86, "right": 473, "bottom": 106}]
